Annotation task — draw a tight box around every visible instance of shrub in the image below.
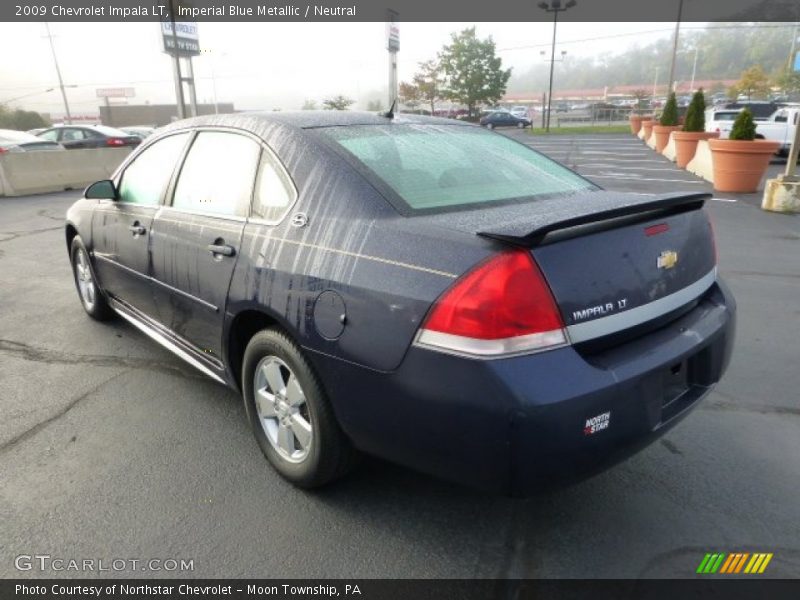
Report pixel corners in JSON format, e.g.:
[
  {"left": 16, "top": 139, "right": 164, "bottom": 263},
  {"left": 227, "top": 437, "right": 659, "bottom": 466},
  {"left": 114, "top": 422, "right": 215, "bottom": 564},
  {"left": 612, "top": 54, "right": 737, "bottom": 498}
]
[
  {"left": 729, "top": 108, "right": 757, "bottom": 140},
  {"left": 659, "top": 92, "right": 679, "bottom": 126},
  {"left": 682, "top": 89, "right": 706, "bottom": 132}
]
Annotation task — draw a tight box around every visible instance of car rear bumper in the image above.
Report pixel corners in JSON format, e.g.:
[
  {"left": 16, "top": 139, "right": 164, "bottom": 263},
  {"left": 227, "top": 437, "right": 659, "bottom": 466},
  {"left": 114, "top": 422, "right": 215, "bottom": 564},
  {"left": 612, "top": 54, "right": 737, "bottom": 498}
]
[{"left": 310, "top": 278, "right": 736, "bottom": 496}]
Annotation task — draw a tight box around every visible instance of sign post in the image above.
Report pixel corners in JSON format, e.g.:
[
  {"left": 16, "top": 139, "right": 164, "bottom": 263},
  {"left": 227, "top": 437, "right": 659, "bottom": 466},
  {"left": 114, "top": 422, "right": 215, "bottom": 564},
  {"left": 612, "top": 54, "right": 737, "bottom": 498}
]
[
  {"left": 386, "top": 10, "right": 399, "bottom": 110},
  {"left": 162, "top": 0, "right": 200, "bottom": 120}
]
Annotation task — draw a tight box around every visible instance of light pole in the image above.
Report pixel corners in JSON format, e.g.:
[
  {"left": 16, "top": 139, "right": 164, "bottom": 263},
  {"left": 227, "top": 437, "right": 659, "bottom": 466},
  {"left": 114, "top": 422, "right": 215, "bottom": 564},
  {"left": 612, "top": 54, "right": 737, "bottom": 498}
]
[
  {"left": 538, "top": 0, "right": 576, "bottom": 132},
  {"left": 667, "top": 0, "right": 684, "bottom": 96},
  {"left": 43, "top": 23, "right": 72, "bottom": 124}
]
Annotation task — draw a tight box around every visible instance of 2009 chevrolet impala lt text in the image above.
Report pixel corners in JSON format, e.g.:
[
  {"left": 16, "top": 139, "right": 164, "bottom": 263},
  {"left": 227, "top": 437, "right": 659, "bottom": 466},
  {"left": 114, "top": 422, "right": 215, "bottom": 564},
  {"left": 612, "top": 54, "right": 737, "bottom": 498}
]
[{"left": 64, "top": 112, "right": 735, "bottom": 495}]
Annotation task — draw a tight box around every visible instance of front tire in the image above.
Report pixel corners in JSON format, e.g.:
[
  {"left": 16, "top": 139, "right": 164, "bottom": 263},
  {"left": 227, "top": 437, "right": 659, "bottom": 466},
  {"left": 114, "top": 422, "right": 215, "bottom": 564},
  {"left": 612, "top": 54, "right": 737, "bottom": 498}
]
[
  {"left": 517, "top": 122, "right": 525, "bottom": 129},
  {"left": 487, "top": 123, "right": 495, "bottom": 130},
  {"left": 242, "top": 328, "right": 355, "bottom": 488},
  {"left": 70, "top": 236, "right": 113, "bottom": 321}
]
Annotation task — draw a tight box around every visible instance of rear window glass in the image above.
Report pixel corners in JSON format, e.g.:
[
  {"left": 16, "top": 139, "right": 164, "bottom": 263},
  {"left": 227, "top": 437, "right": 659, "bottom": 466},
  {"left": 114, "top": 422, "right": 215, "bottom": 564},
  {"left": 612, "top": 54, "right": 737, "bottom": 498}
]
[{"left": 320, "top": 124, "right": 593, "bottom": 212}]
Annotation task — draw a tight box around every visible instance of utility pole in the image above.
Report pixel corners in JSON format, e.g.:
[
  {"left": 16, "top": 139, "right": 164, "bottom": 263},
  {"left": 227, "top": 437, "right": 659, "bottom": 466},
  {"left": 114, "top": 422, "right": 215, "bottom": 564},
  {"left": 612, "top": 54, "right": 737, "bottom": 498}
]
[
  {"left": 653, "top": 66, "right": 659, "bottom": 99},
  {"left": 667, "top": 0, "right": 684, "bottom": 96},
  {"left": 690, "top": 46, "right": 699, "bottom": 92},
  {"left": 537, "top": 0, "right": 576, "bottom": 132},
  {"left": 44, "top": 23, "right": 72, "bottom": 124}
]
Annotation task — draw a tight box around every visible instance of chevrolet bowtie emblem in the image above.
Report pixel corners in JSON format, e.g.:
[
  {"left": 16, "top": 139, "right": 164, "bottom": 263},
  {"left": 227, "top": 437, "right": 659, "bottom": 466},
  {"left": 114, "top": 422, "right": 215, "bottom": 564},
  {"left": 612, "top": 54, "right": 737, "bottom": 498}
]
[{"left": 657, "top": 250, "right": 678, "bottom": 270}]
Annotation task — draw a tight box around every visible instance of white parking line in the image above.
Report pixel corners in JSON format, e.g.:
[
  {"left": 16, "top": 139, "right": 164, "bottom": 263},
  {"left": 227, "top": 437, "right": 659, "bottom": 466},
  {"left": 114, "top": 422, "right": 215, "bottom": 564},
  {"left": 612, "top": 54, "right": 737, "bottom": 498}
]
[{"left": 711, "top": 197, "right": 737, "bottom": 202}]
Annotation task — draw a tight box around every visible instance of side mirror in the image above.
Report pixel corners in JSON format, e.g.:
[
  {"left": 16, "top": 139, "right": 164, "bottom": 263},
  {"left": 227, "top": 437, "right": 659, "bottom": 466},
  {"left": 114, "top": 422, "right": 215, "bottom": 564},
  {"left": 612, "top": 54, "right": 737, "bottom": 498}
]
[{"left": 85, "top": 179, "right": 118, "bottom": 200}]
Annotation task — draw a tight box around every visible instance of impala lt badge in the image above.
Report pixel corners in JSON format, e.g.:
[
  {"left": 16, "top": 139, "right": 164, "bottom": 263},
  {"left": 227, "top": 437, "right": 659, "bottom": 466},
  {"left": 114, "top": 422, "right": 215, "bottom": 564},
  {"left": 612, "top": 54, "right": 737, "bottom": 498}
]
[{"left": 658, "top": 250, "right": 678, "bottom": 270}]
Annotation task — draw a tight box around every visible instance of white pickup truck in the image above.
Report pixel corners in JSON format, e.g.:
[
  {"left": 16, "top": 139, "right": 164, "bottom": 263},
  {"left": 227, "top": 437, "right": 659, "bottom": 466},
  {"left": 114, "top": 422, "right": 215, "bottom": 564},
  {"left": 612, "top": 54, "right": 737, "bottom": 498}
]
[{"left": 706, "top": 106, "right": 799, "bottom": 155}]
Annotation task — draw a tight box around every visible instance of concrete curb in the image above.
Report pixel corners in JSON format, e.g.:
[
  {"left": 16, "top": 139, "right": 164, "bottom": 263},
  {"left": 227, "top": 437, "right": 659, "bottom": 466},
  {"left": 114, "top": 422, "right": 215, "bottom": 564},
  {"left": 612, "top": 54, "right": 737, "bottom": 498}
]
[
  {"left": 0, "top": 148, "right": 131, "bottom": 197},
  {"left": 685, "top": 140, "right": 714, "bottom": 183},
  {"left": 662, "top": 132, "right": 677, "bottom": 162}
]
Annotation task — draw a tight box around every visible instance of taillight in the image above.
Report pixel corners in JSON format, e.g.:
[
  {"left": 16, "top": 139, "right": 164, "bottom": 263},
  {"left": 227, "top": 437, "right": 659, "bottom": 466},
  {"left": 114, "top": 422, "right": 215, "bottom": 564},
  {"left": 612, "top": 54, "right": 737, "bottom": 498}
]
[
  {"left": 416, "top": 249, "right": 567, "bottom": 357},
  {"left": 106, "top": 138, "right": 125, "bottom": 146},
  {"left": 0, "top": 147, "right": 7, "bottom": 153}
]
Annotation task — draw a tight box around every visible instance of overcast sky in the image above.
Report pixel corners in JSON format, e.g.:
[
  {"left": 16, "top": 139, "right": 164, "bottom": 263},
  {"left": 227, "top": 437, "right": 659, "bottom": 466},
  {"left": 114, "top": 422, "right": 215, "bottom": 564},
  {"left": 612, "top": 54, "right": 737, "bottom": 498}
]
[{"left": 0, "top": 22, "right": 680, "bottom": 117}]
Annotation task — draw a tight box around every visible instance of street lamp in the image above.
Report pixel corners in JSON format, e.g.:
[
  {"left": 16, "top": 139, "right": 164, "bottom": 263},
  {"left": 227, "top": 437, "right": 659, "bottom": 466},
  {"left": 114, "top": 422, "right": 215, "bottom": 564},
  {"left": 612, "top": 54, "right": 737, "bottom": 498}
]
[{"left": 537, "top": 0, "right": 576, "bottom": 132}]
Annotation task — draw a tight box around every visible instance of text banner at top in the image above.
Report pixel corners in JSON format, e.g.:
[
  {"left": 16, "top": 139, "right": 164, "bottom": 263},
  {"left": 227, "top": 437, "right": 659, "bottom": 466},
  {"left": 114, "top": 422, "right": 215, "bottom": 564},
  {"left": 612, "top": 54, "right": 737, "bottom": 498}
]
[{"left": 5, "top": 0, "right": 799, "bottom": 22}]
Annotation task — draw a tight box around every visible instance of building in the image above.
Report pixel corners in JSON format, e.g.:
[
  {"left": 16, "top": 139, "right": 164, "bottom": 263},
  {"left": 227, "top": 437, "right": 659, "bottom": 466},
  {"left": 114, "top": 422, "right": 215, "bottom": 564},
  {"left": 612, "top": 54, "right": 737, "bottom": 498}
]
[{"left": 98, "top": 103, "right": 236, "bottom": 127}]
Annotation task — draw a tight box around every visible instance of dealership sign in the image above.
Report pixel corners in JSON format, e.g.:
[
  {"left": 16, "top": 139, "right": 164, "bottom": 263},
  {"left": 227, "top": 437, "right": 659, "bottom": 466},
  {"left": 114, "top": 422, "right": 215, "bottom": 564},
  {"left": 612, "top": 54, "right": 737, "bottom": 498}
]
[
  {"left": 162, "top": 20, "right": 200, "bottom": 56},
  {"left": 96, "top": 87, "right": 135, "bottom": 98},
  {"left": 386, "top": 10, "right": 399, "bottom": 52}
]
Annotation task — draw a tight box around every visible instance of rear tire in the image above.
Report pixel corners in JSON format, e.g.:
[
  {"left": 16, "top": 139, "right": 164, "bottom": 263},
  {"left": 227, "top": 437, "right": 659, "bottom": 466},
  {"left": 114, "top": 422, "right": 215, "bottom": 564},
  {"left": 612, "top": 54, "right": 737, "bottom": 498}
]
[
  {"left": 517, "top": 122, "right": 525, "bottom": 129},
  {"left": 242, "top": 328, "right": 355, "bottom": 488},
  {"left": 70, "top": 236, "right": 113, "bottom": 321}
]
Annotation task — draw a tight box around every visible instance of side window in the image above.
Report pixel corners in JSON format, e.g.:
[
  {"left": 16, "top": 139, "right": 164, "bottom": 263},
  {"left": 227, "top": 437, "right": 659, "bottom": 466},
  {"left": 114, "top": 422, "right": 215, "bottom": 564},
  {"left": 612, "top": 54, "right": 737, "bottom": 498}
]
[
  {"left": 62, "top": 128, "right": 85, "bottom": 141},
  {"left": 118, "top": 133, "right": 190, "bottom": 206},
  {"left": 172, "top": 131, "right": 260, "bottom": 217},
  {"left": 251, "top": 153, "right": 296, "bottom": 222},
  {"left": 38, "top": 129, "right": 59, "bottom": 141}
]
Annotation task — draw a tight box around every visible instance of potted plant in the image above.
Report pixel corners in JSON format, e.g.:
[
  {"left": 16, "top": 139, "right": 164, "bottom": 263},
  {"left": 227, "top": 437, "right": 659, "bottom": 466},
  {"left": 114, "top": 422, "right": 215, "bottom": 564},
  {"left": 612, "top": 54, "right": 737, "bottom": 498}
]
[
  {"left": 641, "top": 117, "right": 656, "bottom": 142},
  {"left": 672, "top": 89, "right": 720, "bottom": 168},
  {"left": 708, "top": 108, "right": 780, "bottom": 193},
  {"left": 652, "top": 92, "right": 682, "bottom": 153},
  {"left": 628, "top": 94, "right": 650, "bottom": 134}
]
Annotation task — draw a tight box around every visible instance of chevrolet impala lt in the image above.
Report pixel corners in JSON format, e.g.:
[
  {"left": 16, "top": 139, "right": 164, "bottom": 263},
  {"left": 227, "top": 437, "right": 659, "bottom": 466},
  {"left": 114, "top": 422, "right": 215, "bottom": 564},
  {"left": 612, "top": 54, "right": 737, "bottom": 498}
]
[{"left": 65, "top": 112, "right": 735, "bottom": 495}]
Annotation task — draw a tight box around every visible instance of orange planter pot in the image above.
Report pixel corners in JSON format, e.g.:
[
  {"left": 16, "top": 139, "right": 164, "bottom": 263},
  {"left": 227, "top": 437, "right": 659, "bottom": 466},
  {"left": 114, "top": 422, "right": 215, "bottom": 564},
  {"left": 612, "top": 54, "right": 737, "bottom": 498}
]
[
  {"left": 641, "top": 120, "right": 655, "bottom": 141},
  {"left": 629, "top": 114, "right": 644, "bottom": 135},
  {"left": 708, "top": 139, "right": 781, "bottom": 193},
  {"left": 652, "top": 125, "right": 681, "bottom": 153},
  {"left": 673, "top": 131, "right": 720, "bottom": 168}
]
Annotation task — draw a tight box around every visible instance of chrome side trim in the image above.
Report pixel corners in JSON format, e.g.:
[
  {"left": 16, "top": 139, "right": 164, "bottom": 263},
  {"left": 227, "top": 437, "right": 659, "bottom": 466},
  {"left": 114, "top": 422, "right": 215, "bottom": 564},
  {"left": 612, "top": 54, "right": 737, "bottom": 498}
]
[
  {"left": 111, "top": 300, "right": 227, "bottom": 385},
  {"left": 94, "top": 254, "right": 218, "bottom": 312},
  {"left": 566, "top": 267, "right": 717, "bottom": 344}
]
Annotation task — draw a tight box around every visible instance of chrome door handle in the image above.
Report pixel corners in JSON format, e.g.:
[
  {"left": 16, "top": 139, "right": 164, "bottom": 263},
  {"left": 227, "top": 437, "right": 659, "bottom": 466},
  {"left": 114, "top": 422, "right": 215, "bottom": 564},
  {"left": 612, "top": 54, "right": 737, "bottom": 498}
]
[
  {"left": 128, "top": 224, "right": 146, "bottom": 235},
  {"left": 207, "top": 244, "right": 235, "bottom": 257}
]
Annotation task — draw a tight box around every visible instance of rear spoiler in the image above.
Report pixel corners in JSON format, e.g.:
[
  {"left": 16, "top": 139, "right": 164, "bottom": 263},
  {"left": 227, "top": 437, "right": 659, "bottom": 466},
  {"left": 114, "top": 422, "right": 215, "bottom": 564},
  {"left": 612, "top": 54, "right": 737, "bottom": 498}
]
[{"left": 477, "top": 192, "right": 709, "bottom": 247}]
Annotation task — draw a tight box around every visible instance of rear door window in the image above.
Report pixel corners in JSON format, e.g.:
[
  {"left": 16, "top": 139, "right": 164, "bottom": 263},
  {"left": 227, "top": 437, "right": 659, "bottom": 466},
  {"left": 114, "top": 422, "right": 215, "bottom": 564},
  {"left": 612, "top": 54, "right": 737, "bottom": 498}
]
[
  {"left": 172, "top": 131, "right": 261, "bottom": 217},
  {"left": 251, "top": 152, "right": 297, "bottom": 223}
]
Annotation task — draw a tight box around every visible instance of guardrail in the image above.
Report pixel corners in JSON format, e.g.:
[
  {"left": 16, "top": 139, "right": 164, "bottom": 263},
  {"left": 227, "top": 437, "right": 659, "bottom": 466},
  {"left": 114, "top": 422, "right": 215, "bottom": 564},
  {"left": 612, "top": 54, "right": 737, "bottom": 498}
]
[{"left": 0, "top": 148, "right": 132, "bottom": 197}]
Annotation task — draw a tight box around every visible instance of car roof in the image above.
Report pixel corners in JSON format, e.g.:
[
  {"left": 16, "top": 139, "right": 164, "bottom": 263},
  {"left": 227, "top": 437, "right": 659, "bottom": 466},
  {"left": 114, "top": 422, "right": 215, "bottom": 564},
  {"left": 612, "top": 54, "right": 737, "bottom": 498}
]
[{"left": 165, "top": 110, "right": 468, "bottom": 131}]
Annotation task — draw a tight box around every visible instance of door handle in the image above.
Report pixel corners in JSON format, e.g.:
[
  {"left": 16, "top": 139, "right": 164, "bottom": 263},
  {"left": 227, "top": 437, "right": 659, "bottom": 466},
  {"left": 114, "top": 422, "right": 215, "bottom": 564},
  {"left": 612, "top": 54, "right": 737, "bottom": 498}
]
[
  {"left": 208, "top": 243, "right": 235, "bottom": 257},
  {"left": 128, "top": 224, "right": 146, "bottom": 236}
]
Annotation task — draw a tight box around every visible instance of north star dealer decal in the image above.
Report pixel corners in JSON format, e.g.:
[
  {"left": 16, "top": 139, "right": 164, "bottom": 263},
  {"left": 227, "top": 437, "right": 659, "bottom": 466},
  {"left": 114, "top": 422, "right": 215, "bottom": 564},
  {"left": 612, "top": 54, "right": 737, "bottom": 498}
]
[{"left": 584, "top": 411, "right": 611, "bottom": 435}]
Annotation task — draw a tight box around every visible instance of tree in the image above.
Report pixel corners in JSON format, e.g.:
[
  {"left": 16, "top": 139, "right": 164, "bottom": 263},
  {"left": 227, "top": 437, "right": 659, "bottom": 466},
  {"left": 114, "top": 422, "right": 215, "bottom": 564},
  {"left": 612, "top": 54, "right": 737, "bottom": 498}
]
[
  {"left": 729, "top": 107, "right": 757, "bottom": 140},
  {"left": 301, "top": 99, "right": 317, "bottom": 110},
  {"left": 413, "top": 59, "right": 445, "bottom": 115},
  {"left": 683, "top": 89, "right": 706, "bottom": 132},
  {"left": 734, "top": 65, "right": 771, "bottom": 100},
  {"left": 438, "top": 27, "right": 511, "bottom": 117},
  {"left": 322, "top": 95, "right": 355, "bottom": 111},
  {"left": 660, "top": 92, "right": 679, "bottom": 126},
  {"left": 0, "top": 105, "right": 49, "bottom": 130},
  {"left": 631, "top": 88, "right": 650, "bottom": 113},
  {"left": 366, "top": 99, "right": 384, "bottom": 112},
  {"left": 399, "top": 81, "right": 422, "bottom": 112},
  {"left": 773, "top": 70, "right": 800, "bottom": 100}
]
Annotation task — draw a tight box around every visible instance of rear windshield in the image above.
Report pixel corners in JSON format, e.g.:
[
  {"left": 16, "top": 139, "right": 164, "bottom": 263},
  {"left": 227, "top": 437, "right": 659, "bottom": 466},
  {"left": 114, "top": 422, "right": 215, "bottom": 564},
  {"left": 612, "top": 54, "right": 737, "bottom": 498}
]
[{"left": 320, "top": 124, "right": 594, "bottom": 213}]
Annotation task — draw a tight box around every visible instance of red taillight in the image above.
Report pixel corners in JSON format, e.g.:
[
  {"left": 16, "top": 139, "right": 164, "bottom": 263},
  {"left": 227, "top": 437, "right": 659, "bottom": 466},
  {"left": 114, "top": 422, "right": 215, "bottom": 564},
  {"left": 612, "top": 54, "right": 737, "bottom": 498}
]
[
  {"left": 0, "top": 147, "right": 8, "bottom": 153},
  {"left": 417, "top": 249, "right": 566, "bottom": 357},
  {"left": 106, "top": 138, "right": 125, "bottom": 146}
]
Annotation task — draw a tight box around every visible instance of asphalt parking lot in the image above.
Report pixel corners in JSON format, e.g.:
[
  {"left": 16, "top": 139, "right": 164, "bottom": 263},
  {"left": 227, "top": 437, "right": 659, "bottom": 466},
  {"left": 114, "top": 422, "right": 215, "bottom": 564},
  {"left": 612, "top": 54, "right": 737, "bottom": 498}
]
[{"left": 1, "top": 132, "right": 799, "bottom": 579}]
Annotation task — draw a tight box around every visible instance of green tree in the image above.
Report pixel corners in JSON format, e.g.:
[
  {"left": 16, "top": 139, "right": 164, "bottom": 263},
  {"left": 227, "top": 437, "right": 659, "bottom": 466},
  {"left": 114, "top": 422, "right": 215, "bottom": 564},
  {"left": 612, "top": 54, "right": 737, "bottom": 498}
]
[
  {"left": 734, "top": 65, "right": 771, "bottom": 100},
  {"left": 399, "top": 81, "right": 422, "bottom": 112},
  {"left": 438, "top": 27, "right": 511, "bottom": 117},
  {"left": 729, "top": 107, "right": 757, "bottom": 140},
  {"left": 660, "top": 92, "right": 679, "bottom": 126},
  {"left": 413, "top": 59, "right": 445, "bottom": 115},
  {"left": 301, "top": 99, "right": 317, "bottom": 110},
  {"left": 0, "top": 105, "right": 49, "bottom": 130},
  {"left": 322, "top": 95, "right": 355, "bottom": 111},
  {"left": 773, "top": 70, "right": 800, "bottom": 100},
  {"left": 683, "top": 89, "right": 706, "bottom": 132}
]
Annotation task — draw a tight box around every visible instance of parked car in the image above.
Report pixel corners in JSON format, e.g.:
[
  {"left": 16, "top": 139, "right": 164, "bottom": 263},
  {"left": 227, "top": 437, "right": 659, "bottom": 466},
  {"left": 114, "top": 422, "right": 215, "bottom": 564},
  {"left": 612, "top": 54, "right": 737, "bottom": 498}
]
[
  {"left": 65, "top": 112, "right": 735, "bottom": 495},
  {"left": 0, "top": 129, "right": 64, "bottom": 153},
  {"left": 26, "top": 127, "right": 48, "bottom": 136},
  {"left": 120, "top": 126, "right": 156, "bottom": 140},
  {"left": 480, "top": 110, "right": 532, "bottom": 129},
  {"left": 510, "top": 105, "right": 530, "bottom": 119},
  {"left": 36, "top": 125, "right": 141, "bottom": 149},
  {"left": 721, "top": 101, "right": 779, "bottom": 121}
]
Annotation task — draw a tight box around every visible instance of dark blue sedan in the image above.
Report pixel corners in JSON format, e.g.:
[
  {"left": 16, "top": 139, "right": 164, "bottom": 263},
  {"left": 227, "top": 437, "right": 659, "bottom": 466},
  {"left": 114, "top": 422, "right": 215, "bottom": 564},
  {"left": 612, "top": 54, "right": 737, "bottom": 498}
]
[{"left": 65, "top": 112, "right": 735, "bottom": 495}]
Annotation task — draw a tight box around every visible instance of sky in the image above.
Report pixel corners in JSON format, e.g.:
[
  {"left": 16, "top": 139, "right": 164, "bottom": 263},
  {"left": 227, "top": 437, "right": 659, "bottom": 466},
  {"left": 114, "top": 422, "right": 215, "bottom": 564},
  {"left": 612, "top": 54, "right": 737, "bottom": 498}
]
[{"left": 0, "top": 21, "right": 680, "bottom": 118}]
